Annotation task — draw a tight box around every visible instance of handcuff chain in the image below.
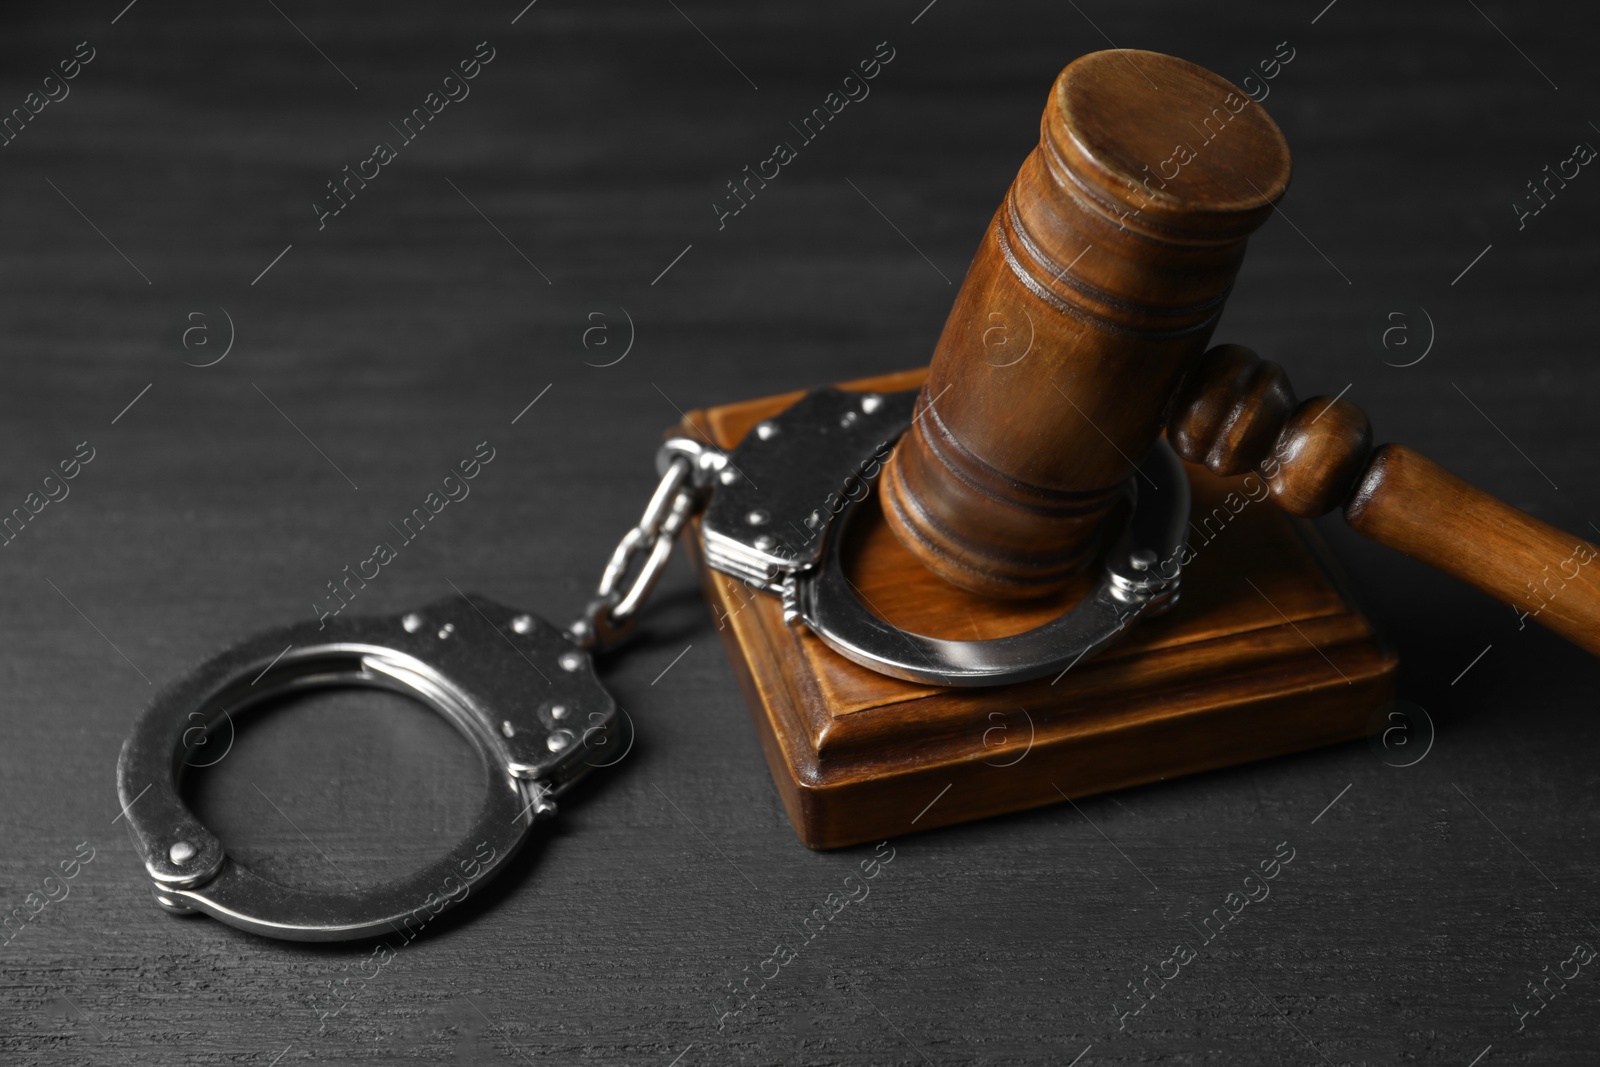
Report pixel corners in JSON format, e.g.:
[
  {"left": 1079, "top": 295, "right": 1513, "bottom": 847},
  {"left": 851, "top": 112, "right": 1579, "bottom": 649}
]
[{"left": 567, "top": 437, "right": 725, "bottom": 652}]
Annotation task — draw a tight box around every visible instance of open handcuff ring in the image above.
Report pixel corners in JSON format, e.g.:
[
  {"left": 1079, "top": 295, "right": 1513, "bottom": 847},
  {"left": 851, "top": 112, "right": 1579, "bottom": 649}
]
[{"left": 117, "top": 385, "right": 1186, "bottom": 940}]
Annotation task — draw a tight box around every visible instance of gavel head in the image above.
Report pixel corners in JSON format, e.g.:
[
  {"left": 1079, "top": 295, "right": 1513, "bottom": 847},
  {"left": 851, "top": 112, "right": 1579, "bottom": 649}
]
[{"left": 880, "top": 49, "right": 1292, "bottom": 598}]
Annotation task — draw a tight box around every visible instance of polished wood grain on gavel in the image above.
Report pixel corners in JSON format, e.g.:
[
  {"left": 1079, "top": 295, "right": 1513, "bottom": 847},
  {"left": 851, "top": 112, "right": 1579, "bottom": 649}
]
[
  {"left": 882, "top": 47, "right": 1600, "bottom": 656},
  {"left": 881, "top": 47, "right": 1290, "bottom": 596},
  {"left": 688, "top": 46, "right": 1592, "bottom": 847},
  {"left": 1171, "top": 344, "right": 1600, "bottom": 655}
]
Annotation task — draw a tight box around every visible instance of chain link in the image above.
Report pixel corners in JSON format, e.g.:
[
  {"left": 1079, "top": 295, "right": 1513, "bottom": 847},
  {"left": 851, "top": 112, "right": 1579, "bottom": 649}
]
[{"left": 566, "top": 438, "right": 723, "bottom": 652}]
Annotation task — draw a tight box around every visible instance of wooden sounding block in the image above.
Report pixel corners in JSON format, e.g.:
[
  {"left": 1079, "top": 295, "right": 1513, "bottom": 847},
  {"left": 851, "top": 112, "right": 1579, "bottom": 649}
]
[
  {"left": 678, "top": 369, "right": 1397, "bottom": 849},
  {"left": 671, "top": 48, "right": 1598, "bottom": 849}
]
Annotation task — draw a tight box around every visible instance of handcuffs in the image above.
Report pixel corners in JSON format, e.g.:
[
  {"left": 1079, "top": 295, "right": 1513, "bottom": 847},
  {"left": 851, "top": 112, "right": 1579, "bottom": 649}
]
[{"left": 117, "top": 386, "right": 1189, "bottom": 940}]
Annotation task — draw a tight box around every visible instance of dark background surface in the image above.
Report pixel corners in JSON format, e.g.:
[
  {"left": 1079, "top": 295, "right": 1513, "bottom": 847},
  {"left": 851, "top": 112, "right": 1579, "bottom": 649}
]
[{"left": 2, "top": 0, "right": 1597, "bottom": 1063}]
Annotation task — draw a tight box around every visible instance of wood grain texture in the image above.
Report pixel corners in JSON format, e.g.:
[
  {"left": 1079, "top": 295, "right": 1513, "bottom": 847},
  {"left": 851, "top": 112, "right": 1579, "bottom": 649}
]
[
  {"left": 1169, "top": 342, "right": 1297, "bottom": 475},
  {"left": 879, "top": 49, "right": 1290, "bottom": 598},
  {"left": 685, "top": 370, "right": 1395, "bottom": 848},
  {"left": 0, "top": 1, "right": 1597, "bottom": 1065},
  {"left": 1174, "top": 344, "right": 1600, "bottom": 652},
  {"left": 1348, "top": 444, "right": 1600, "bottom": 655}
]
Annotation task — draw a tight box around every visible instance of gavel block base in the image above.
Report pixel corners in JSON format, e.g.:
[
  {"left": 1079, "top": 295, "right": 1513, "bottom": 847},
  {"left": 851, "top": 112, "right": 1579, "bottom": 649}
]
[{"left": 680, "top": 370, "right": 1398, "bottom": 849}]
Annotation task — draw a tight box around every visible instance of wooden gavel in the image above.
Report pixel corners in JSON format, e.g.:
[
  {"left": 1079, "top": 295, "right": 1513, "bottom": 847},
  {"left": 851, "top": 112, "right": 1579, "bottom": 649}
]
[{"left": 881, "top": 48, "right": 1600, "bottom": 656}]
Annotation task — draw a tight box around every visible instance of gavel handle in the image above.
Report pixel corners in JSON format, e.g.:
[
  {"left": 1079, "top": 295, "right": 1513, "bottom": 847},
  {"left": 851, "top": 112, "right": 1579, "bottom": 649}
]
[
  {"left": 1169, "top": 344, "right": 1600, "bottom": 657},
  {"left": 1346, "top": 445, "right": 1600, "bottom": 655}
]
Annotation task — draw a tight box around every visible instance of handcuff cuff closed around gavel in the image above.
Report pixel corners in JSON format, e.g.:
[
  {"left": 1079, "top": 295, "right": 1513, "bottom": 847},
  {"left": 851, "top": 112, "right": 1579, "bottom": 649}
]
[{"left": 116, "top": 384, "right": 1188, "bottom": 940}]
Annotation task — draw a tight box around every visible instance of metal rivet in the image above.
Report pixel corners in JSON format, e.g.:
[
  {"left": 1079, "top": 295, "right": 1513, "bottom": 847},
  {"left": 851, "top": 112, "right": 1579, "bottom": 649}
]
[
  {"left": 861, "top": 393, "right": 883, "bottom": 414},
  {"left": 501, "top": 720, "right": 516, "bottom": 738},
  {"left": 754, "top": 421, "right": 778, "bottom": 441},
  {"left": 547, "top": 729, "right": 574, "bottom": 753},
  {"left": 558, "top": 651, "right": 583, "bottom": 672},
  {"left": 437, "top": 622, "right": 456, "bottom": 639},
  {"left": 718, "top": 468, "right": 739, "bottom": 486},
  {"left": 527, "top": 786, "right": 557, "bottom": 818},
  {"left": 839, "top": 410, "right": 859, "bottom": 428},
  {"left": 511, "top": 614, "right": 534, "bottom": 634},
  {"left": 549, "top": 703, "right": 569, "bottom": 720},
  {"left": 401, "top": 613, "right": 424, "bottom": 633},
  {"left": 169, "top": 841, "right": 197, "bottom": 866},
  {"left": 753, "top": 535, "right": 775, "bottom": 551},
  {"left": 1129, "top": 549, "right": 1157, "bottom": 572},
  {"left": 746, "top": 509, "right": 770, "bottom": 526}
]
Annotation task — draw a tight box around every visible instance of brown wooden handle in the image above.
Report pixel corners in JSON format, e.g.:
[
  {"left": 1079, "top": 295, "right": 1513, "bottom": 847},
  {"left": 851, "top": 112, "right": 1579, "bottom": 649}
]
[
  {"left": 1171, "top": 344, "right": 1600, "bottom": 656},
  {"left": 1347, "top": 445, "right": 1600, "bottom": 655}
]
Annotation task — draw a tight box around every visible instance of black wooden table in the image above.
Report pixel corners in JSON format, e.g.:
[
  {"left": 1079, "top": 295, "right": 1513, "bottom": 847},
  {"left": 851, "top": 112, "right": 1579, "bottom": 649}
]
[{"left": 2, "top": 1, "right": 1597, "bottom": 1063}]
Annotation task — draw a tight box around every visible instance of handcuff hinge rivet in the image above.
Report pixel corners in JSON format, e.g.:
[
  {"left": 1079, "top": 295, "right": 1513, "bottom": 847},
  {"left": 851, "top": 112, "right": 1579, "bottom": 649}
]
[
  {"left": 511, "top": 614, "right": 534, "bottom": 634},
  {"left": 119, "top": 594, "right": 615, "bottom": 942}
]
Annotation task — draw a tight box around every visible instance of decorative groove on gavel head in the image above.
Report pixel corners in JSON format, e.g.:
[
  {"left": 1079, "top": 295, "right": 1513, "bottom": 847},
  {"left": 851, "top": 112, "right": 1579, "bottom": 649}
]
[
  {"left": 881, "top": 49, "right": 1292, "bottom": 599},
  {"left": 1168, "top": 343, "right": 1374, "bottom": 517}
]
